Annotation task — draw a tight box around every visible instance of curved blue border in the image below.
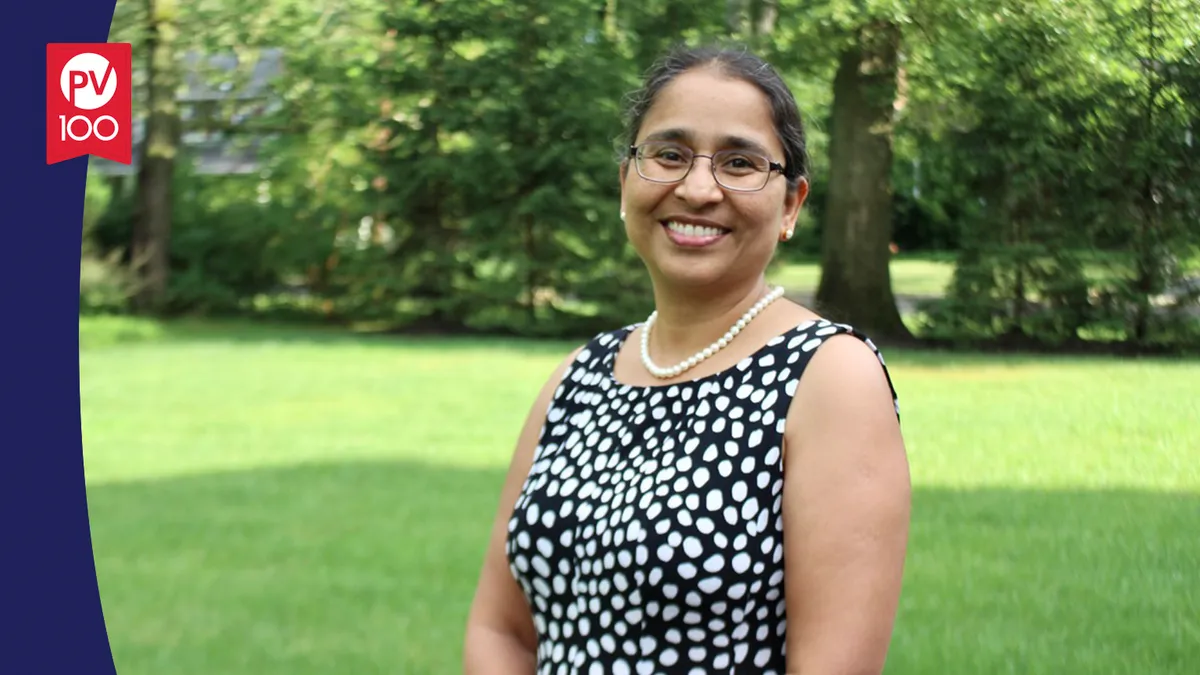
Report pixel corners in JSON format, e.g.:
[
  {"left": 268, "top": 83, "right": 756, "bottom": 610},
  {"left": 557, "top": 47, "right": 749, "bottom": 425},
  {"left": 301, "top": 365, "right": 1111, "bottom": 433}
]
[{"left": 4, "top": 1, "right": 118, "bottom": 672}]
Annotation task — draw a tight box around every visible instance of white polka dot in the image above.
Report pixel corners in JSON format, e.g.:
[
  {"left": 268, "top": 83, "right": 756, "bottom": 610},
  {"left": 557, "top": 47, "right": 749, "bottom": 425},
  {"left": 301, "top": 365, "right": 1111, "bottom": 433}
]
[
  {"left": 706, "top": 489, "right": 723, "bottom": 511},
  {"left": 742, "top": 497, "right": 761, "bottom": 521},
  {"left": 748, "top": 428, "right": 763, "bottom": 448},
  {"left": 732, "top": 481, "right": 748, "bottom": 501},
  {"left": 724, "top": 506, "right": 739, "bottom": 525}
]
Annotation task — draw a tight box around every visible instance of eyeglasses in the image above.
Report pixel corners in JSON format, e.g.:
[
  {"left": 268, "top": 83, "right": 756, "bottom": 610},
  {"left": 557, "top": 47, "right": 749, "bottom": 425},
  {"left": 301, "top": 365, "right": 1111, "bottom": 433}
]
[{"left": 629, "top": 141, "right": 786, "bottom": 192}]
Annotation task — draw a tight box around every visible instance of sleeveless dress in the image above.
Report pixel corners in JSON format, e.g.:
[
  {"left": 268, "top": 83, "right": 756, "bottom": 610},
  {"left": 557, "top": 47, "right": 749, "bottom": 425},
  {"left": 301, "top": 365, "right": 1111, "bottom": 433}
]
[{"left": 505, "top": 319, "right": 899, "bottom": 675}]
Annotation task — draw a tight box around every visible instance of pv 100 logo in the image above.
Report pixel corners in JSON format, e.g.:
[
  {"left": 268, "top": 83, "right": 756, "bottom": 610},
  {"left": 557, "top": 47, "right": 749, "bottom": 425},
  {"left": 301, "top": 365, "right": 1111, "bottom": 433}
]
[{"left": 46, "top": 43, "right": 132, "bottom": 165}]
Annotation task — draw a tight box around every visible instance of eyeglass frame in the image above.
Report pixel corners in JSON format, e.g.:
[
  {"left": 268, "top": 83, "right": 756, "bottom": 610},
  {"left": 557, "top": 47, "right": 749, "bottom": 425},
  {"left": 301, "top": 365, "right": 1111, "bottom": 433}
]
[{"left": 628, "top": 142, "right": 787, "bottom": 193}]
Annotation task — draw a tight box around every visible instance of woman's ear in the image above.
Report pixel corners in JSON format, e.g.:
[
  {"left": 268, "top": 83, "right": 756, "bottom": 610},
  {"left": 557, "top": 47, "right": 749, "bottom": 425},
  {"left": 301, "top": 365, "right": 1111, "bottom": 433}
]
[{"left": 782, "top": 177, "right": 810, "bottom": 232}]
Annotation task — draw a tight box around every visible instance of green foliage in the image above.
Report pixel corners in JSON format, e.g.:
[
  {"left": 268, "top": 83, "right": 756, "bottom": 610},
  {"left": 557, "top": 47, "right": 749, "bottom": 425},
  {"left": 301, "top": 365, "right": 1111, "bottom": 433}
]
[
  {"left": 911, "top": 0, "right": 1200, "bottom": 347},
  {"left": 96, "top": 0, "right": 1200, "bottom": 347},
  {"left": 81, "top": 166, "right": 136, "bottom": 314}
]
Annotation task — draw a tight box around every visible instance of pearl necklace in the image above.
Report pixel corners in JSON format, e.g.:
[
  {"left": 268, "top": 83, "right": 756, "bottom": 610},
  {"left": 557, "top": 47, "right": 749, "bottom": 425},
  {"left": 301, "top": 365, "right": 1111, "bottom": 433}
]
[{"left": 640, "top": 285, "right": 786, "bottom": 379}]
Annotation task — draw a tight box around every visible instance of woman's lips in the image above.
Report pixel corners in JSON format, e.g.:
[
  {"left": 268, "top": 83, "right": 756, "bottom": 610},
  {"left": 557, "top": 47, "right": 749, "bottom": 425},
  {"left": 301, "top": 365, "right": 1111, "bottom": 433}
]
[{"left": 662, "top": 220, "right": 730, "bottom": 248}]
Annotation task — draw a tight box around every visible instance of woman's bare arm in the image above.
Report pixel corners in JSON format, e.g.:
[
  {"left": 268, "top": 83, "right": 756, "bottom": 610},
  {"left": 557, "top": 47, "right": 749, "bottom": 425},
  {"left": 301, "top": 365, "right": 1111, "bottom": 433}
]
[
  {"left": 781, "top": 335, "right": 911, "bottom": 675},
  {"left": 463, "top": 347, "right": 583, "bottom": 675}
]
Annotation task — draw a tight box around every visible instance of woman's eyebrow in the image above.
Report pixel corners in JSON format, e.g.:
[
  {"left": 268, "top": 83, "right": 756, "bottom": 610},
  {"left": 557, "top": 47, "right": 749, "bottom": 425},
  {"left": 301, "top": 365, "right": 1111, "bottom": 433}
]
[
  {"left": 641, "top": 128, "right": 692, "bottom": 143},
  {"left": 718, "top": 135, "right": 773, "bottom": 156},
  {"left": 641, "top": 130, "right": 773, "bottom": 157}
]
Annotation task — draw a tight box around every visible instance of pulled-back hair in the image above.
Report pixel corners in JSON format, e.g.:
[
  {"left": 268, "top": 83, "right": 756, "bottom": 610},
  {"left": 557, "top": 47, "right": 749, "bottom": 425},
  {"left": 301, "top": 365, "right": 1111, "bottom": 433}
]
[{"left": 622, "top": 44, "right": 810, "bottom": 188}]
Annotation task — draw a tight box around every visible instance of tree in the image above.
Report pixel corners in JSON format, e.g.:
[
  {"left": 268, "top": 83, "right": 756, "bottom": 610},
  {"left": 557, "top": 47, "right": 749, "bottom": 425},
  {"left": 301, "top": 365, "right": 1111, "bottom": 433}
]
[
  {"left": 814, "top": 18, "right": 909, "bottom": 339},
  {"left": 765, "top": 1, "right": 929, "bottom": 340},
  {"left": 131, "top": 0, "right": 180, "bottom": 312}
]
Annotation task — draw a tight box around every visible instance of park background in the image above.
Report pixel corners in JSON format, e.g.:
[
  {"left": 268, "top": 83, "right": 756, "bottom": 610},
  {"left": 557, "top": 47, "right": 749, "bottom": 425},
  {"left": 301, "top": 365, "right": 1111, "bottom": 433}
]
[{"left": 81, "top": 0, "right": 1198, "bottom": 673}]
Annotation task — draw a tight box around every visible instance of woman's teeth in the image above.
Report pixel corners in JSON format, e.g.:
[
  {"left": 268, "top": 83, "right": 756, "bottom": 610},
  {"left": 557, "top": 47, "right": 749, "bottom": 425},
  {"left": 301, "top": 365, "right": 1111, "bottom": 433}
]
[{"left": 666, "top": 221, "right": 725, "bottom": 238}]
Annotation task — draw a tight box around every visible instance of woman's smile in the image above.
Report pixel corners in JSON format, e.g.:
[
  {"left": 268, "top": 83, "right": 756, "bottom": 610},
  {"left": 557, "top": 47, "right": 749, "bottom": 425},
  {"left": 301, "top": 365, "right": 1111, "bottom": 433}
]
[{"left": 661, "top": 217, "right": 731, "bottom": 248}]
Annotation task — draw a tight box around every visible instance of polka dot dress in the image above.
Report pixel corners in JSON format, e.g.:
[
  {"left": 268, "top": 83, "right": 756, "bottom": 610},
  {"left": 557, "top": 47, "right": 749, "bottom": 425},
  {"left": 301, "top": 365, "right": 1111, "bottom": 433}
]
[{"left": 506, "top": 320, "right": 899, "bottom": 674}]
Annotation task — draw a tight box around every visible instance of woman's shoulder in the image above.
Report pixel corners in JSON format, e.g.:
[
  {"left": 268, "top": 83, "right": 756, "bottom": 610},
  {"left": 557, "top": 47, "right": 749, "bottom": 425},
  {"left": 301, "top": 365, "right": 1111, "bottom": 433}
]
[
  {"left": 795, "top": 325, "right": 900, "bottom": 420},
  {"left": 764, "top": 304, "right": 888, "bottom": 360},
  {"left": 767, "top": 304, "right": 899, "bottom": 419}
]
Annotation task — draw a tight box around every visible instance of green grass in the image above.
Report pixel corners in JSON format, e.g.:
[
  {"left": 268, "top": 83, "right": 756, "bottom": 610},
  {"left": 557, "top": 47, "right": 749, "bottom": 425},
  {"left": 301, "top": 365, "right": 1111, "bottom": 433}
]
[
  {"left": 769, "top": 255, "right": 956, "bottom": 297},
  {"left": 81, "top": 316, "right": 1200, "bottom": 674}
]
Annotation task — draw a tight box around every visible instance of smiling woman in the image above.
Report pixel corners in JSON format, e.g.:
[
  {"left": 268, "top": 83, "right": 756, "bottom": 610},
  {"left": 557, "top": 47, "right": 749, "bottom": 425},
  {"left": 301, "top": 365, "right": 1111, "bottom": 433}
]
[{"left": 464, "top": 44, "right": 911, "bottom": 675}]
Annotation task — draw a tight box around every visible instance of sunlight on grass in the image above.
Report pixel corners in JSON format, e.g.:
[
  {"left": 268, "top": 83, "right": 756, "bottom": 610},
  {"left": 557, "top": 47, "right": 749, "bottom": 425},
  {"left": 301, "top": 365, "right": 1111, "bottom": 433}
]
[
  {"left": 81, "top": 318, "right": 1199, "bottom": 492},
  {"left": 769, "top": 257, "right": 955, "bottom": 297},
  {"left": 893, "top": 354, "right": 1200, "bottom": 492},
  {"left": 81, "top": 334, "right": 570, "bottom": 484}
]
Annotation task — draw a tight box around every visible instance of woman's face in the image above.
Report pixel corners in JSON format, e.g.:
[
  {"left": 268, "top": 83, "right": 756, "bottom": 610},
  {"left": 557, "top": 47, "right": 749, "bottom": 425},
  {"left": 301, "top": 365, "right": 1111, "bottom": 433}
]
[{"left": 620, "top": 67, "right": 807, "bottom": 292}]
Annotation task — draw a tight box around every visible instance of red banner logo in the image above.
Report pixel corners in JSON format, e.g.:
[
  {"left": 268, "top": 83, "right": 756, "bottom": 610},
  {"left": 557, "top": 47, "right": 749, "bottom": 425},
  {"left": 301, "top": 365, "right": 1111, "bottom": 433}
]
[{"left": 46, "top": 43, "right": 132, "bottom": 165}]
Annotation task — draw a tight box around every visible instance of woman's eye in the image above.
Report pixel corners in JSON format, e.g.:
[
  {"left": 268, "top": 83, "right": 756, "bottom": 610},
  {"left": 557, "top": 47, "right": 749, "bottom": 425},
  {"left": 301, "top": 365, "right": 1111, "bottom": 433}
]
[{"left": 721, "top": 154, "right": 760, "bottom": 171}]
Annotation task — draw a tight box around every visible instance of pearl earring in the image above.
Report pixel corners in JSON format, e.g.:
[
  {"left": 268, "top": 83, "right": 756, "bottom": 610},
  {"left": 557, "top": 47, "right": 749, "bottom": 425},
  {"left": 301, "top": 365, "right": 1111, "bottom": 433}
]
[
  {"left": 620, "top": 211, "right": 626, "bottom": 221},
  {"left": 781, "top": 228, "right": 794, "bottom": 241}
]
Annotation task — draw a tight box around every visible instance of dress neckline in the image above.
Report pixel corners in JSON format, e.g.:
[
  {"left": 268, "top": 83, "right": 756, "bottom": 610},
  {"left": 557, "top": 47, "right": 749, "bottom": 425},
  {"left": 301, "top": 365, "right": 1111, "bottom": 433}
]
[{"left": 604, "top": 319, "right": 825, "bottom": 391}]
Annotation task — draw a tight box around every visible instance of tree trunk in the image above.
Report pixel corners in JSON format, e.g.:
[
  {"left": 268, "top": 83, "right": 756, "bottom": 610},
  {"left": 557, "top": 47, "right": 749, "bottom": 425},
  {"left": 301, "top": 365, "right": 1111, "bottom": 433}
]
[
  {"left": 1131, "top": 0, "right": 1163, "bottom": 345},
  {"left": 754, "top": 0, "right": 778, "bottom": 37},
  {"left": 815, "top": 21, "right": 911, "bottom": 340},
  {"left": 131, "top": 0, "right": 179, "bottom": 313}
]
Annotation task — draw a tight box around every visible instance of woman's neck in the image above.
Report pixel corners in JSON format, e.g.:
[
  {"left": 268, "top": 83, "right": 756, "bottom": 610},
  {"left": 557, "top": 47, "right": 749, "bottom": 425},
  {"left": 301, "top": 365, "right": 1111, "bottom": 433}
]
[{"left": 646, "top": 279, "right": 773, "bottom": 362}]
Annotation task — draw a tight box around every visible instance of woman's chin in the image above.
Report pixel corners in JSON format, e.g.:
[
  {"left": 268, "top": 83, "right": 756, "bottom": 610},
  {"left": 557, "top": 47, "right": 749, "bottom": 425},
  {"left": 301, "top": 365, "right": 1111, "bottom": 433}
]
[{"left": 648, "top": 259, "right": 733, "bottom": 293}]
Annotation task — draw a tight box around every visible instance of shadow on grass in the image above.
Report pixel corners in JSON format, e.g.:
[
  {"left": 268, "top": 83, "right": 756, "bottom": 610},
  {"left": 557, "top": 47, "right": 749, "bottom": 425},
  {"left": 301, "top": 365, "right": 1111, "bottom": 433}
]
[{"left": 87, "top": 461, "right": 1200, "bottom": 675}]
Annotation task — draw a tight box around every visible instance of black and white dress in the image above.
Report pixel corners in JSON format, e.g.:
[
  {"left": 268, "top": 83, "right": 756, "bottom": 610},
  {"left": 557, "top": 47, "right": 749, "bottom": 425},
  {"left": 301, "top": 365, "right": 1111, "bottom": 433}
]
[{"left": 506, "top": 320, "right": 899, "bottom": 674}]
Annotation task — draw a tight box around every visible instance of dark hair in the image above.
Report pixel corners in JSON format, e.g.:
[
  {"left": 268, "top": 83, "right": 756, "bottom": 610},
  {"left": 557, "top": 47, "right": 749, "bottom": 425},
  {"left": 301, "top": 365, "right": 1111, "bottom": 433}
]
[{"left": 621, "top": 43, "right": 809, "bottom": 188}]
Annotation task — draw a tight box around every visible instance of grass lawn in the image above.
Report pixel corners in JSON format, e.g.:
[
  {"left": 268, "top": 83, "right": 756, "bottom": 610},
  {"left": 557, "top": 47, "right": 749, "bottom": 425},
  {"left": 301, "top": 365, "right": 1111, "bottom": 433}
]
[
  {"left": 769, "top": 255, "right": 956, "bottom": 297},
  {"left": 81, "top": 316, "right": 1200, "bottom": 674}
]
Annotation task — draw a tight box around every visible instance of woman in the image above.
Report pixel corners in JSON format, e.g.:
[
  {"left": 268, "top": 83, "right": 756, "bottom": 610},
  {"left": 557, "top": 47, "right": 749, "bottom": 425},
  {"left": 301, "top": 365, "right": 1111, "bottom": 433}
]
[{"left": 464, "top": 43, "right": 910, "bottom": 675}]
